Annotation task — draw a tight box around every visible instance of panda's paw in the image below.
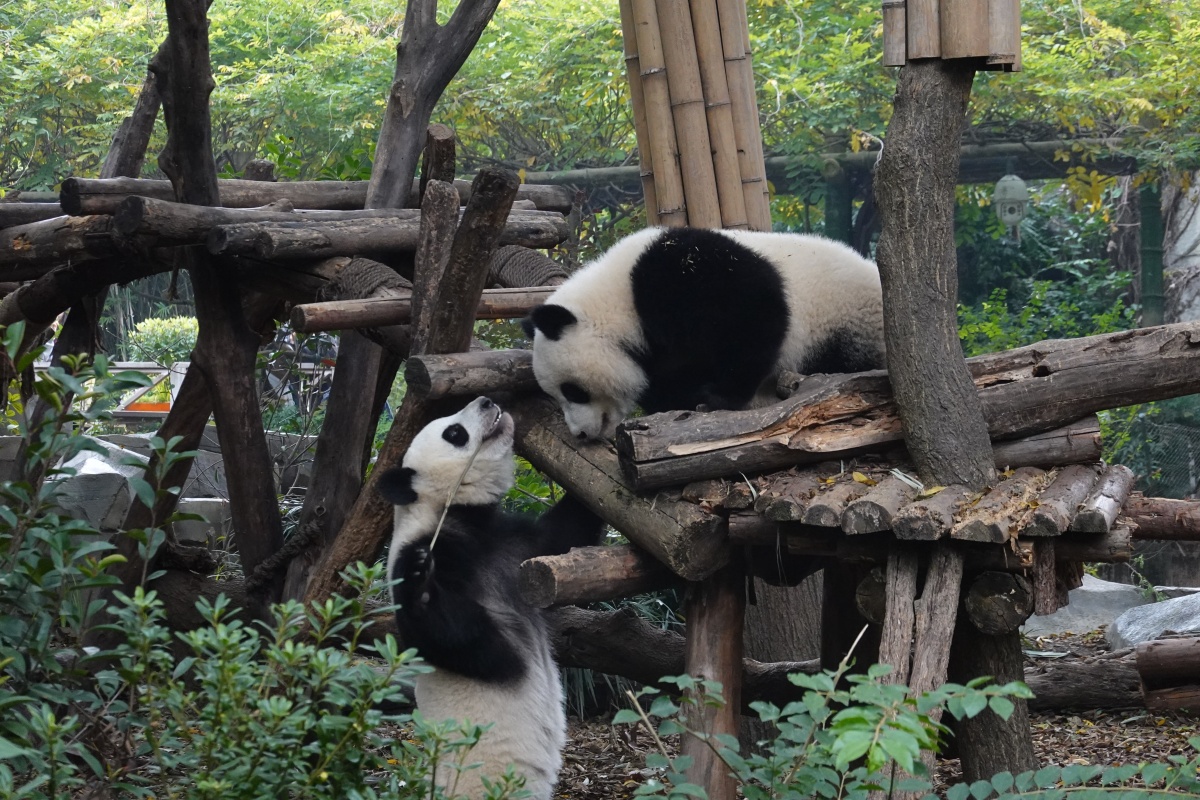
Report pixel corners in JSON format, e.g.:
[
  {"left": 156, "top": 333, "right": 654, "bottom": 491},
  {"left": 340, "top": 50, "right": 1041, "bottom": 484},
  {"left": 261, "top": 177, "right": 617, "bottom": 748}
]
[{"left": 403, "top": 546, "right": 435, "bottom": 602}]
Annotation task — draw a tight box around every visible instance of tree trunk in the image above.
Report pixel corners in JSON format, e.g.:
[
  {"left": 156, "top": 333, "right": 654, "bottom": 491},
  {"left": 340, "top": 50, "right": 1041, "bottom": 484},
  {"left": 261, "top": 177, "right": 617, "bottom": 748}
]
[{"left": 874, "top": 60, "right": 994, "bottom": 491}]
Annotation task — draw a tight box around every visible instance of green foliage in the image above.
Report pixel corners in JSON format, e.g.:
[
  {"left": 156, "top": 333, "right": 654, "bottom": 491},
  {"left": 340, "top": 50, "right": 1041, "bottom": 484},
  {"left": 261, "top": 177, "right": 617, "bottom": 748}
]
[
  {"left": 0, "top": 331, "right": 530, "bottom": 799},
  {"left": 616, "top": 659, "right": 1200, "bottom": 800},
  {"left": 126, "top": 316, "right": 199, "bottom": 367}
]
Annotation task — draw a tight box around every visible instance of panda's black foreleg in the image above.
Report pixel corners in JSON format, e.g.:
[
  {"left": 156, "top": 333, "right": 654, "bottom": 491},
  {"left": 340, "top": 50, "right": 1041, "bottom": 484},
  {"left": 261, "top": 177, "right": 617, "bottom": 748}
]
[
  {"left": 393, "top": 545, "right": 527, "bottom": 683},
  {"left": 535, "top": 494, "right": 607, "bottom": 556}
]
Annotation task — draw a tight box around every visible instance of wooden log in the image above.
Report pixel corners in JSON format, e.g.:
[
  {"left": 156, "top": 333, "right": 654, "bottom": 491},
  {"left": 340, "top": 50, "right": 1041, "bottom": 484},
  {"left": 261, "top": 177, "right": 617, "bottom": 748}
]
[
  {"left": 630, "top": 0, "right": 687, "bottom": 226},
  {"left": 617, "top": 0, "right": 659, "bottom": 225},
  {"left": 892, "top": 485, "right": 975, "bottom": 541},
  {"left": 0, "top": 203, "right": 65, "bottom": 228},
  {"left": 990, "top": 415, "right": 1102, "bottom": 468},
  {"left": 1019, "top": 464, "right": 1100, "bottom": 537},
  {"left": 207, "top": 211, "right": 568, "bottom": 260},
  {"left": 419, "top": 124, "right": 456, "bottom": 205},
  {"left": 1143, "top": 685, "right": 1200, "bottom": 711},
  {"left": 842, "top": 474, "right": 917, "bottom": 534},
  {"left": 59, "top": 176, "right": 573, "bottom": 215},
  {"left": 619, "top": 322, "right": 1200, "bottom": 490},
  {"left": 1125, "top": 496, "right": 1200, "bottom": 540},
  {"left": 1024, "top": 651, "right": 1141, "bottom": 710},
  {"left": 681, "top": 560, "right": 744, "bottom": 800},
  {"left": 951, "top": 466, "right": 1045, "bottom": 543},
  {"left": 519, "top": 544, "right": 677, "bottom": 607},
  {"left": 753, "top": 470, "right": 824, "bottom": 521},
  {"left": 512, "top": 397, "right": 728, "bottom": 580},
  {"left": 1071, "top": 464, "right": 1136, "bottom": 533},
  {"left": 1055, "top": 526, "right": 1133, "bottom": 563},
  {"left": 1135, "top": 636, "right": 1200, "bottom": 690},
  {"left": 0, "top": 215, "right": 116, "bottom": 278},
  {"left": 802, "top": 480, "right": 870, "bottom": 527},
  {"left": 406, "top": 349, "right": 537, "bottom": 400},
  {"left": 655, "top": 0, "right": 722, "bottom": 229},
  {"left": 292, "top": 287, "right": 556, "bottom": 333},
  {"left": 963, "top": 571, "right": 1034, "bottom": 635},
  {"left": 547, "top": 605, "right": 817, "bottom": 711},
  {"left": 1031, "top": 539, "right": 1059, "bottom": 616},
  {"left": 855, "top": 566, "right": 888, "bottom": 625}
]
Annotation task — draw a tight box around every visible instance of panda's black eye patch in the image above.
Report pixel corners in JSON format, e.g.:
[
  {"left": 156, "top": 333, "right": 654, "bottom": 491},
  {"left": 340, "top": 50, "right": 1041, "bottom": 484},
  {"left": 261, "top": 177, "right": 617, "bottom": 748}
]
[
  {"left": 442, "top": 423, "right": 470, "bottom": 447},
  {"left": 560, "top": 382, "right": 591, "bottom": 404}
]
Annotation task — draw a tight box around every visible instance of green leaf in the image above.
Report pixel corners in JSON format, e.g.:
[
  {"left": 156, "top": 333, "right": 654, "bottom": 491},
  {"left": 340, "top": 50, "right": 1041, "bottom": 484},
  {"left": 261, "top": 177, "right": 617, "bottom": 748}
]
[
  {"left": 987, "top": 695, "right": 1014, "bottom": 720},
  {"left": 969, "top": 779, "right": 993, "bottom": 799},
  {"left": 612, "top": 709, "right": 641, "bottom": 725}
]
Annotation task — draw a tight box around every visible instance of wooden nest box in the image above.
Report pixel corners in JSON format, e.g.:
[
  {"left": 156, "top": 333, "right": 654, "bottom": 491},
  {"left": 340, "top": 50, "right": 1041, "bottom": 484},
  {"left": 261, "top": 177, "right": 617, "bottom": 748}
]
[{"left": 883, "top": 0, "right": 1022, "bottom": 71}]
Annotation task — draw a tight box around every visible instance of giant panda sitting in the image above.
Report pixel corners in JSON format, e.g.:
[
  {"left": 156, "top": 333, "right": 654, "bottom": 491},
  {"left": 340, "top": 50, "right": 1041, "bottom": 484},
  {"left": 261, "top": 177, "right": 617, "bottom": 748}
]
[
  {"left": 523, "top": 226, "right": 886, "bottom": 440},
  {"left": 379, "top": 396, "right": 604, "bottom": 800}
]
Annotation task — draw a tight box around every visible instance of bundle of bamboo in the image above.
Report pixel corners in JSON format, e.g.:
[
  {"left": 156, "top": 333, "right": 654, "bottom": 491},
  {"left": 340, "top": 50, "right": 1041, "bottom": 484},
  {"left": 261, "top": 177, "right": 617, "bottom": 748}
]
[{"left": 618, "top": 0, "right": 770, "bottom": 230}]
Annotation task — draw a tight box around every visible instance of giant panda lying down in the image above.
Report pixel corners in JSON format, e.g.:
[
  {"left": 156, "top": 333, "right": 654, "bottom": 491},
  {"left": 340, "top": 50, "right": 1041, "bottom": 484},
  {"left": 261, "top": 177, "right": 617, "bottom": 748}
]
[
  {"left": 523, "top": 226, "right": 886, "bottom": 440},
  {"left": 379, "top": 396, "right": 604, "bottom": 799}
]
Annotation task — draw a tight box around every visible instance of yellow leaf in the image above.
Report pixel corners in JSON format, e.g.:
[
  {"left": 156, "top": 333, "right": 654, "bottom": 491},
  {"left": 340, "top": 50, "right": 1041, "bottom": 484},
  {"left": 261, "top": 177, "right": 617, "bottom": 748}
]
[
  {"left": 851, "top": 471, "right": 877, "bottom": 486},
  {"left": 916, "top": 485, "right": 946, "bottom": 500}
]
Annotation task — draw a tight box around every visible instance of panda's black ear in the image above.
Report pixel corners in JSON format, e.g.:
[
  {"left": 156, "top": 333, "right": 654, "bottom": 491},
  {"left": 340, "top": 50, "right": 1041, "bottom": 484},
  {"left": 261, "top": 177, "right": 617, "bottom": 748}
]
[
  {"left": 526, "top": 304, "right": 577, "bottom": 341},
  {"left": 377, "top": 467, "right": 418, "bottom": 506}
]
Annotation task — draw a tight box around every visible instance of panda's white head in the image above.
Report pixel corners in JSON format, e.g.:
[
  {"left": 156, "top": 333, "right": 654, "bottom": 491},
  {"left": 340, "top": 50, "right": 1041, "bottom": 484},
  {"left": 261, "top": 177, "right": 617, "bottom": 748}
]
[
  {"left": 523, "top": 303, "right": 647, "bottom": 441},
  {"left": 378, "top": 396, "right": 516, "bottom": 511}
]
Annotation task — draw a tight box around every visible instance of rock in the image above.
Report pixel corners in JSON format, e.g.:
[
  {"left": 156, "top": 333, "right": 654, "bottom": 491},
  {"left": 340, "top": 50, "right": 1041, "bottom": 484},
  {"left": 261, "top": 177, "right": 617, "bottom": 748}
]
[
  {"left": 174, "top": 497, "right": 231, "bottom": 545},
  {"left": 47, "top": 438, "right": 149, "bottom": 531},
  {"left": 1107, "top": 592, "right": 1200, "bottom": 649},
  {"left": 1022, "top": 575, "right": 1153, "bottom": 637}
]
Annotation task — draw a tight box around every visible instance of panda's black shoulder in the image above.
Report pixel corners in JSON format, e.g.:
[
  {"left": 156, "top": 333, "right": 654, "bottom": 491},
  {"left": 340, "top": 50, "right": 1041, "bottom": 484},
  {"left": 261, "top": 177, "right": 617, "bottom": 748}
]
[{"left": 629, "top": 227, "right": 784, "bottom": 303}]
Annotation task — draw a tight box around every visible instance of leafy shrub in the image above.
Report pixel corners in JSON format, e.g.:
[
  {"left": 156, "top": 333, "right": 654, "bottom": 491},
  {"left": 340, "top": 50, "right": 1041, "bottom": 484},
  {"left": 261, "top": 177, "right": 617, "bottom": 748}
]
[
  {"left": 0, "top": 323, "right": 528, "bottom": 800},
  {"left": 126, "top": 316, "right": 199, "bottom": 367},
  {"left": 617, "top": 658, "right": 1200, "bottom": 800}
]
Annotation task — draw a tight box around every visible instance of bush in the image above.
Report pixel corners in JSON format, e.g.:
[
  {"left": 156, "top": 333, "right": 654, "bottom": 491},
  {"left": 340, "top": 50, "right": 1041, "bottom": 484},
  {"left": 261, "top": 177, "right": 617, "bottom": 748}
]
[
  {"left": 0, "top": 322, "right": 529, "bottom": 800},
  {"left": 126, "top": 316, "right": 199, "bottom": 367}
]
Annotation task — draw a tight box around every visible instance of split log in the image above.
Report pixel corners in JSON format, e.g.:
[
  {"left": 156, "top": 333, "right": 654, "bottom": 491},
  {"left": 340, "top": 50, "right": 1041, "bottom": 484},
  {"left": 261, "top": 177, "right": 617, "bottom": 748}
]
[
  {"left": 753, "top": 470, "right": 823, "bottom": 521},
  {"left": 1125, "top": 496, "right": 1200, "bottom": 540},
  {"left": 891, "top": 486, "right": 975, "bottom": 541},
  {"left": 511, "top": 396, "right": 728, "bottom": 580},
  {"left": 1019, "top": 464, "right": 1100, "bottom": 537},
  {"left": 0, "top": 203, "right": 65, "bottom": 228},
  {"left": 951, "top": 466, "right": 1045, "bottom": 543},
  {"left": 406, "top": 349, "right": 538, "bottom": 400},
  {"left": 963, "top": 571, "right": 1034, "bottom": 635},
  {"left": 1031, "top": 539, "right": 1060, "bottom": 615},
  {"left": 293, "top": 287, "right": 556, "bottom": 333},
  {"left": 877, "top": 548, "right": 920, "bottom": 685},
  {"left": 989, "top": 415, "right": 1102, "bottom": 468},
  {"left": 1071, "top": 464, "right": 1136, "bottom": 533},
  {"left": 208, "top": 211, "right": 568, "bottom": 260},
  {"left": 0, "top": 215, "right": 117, "bottom": 278},
  {"left": 619, "top": 323, "right": 1200, "bottom": 489},
  {"left": 518, "top": 544, "right": 677, "bottom": 607},
  {"left": 843, "top": 474, "right": 917, "bottom": 534},
  {"left": 1135, "top": 636, "right": 1200, "bottom": 691},
  {"left": 802, "top": 480, "right": 869, "bottom": 527},
  {"left": 61, "top": 176, "right": 573, "bottom": 216}
]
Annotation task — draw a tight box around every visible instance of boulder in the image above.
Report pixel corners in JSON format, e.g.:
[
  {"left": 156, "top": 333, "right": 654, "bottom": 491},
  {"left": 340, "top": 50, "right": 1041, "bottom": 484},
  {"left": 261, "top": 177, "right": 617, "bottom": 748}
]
[
  {"left": 174, "top": 497, "right": 231, "bottom": 545},
  {"left": 1022, "top": 575, "right": 1152, "bottom": 637},
  {"left": 1107, "top": 591, "right": 1200, "bottom": 649}
]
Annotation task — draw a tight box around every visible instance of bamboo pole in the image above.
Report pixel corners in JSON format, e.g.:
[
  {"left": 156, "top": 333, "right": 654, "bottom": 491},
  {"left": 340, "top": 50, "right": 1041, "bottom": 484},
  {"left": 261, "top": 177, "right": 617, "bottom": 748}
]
[
  {"left": 656, "top": 0, "right": 722, "bottom": 228},
  {"left": 716, "top": 0, "right": 771, "bottom": 229},
  {"left": 619, "top": 0, "right": 660, "bottom": 226},
  {"left": 690, "top": 0, "right": 750, "bottom": 229},
  {"left": 631, "top": 0, "right": 687, "bottom": 226}
]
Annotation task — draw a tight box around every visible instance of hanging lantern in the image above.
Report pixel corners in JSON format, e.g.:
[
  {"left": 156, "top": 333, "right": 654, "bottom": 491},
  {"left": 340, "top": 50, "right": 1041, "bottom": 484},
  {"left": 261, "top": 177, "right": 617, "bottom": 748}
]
[{"left": 993, "top": 173, "right": 1029, "bottom": 240}]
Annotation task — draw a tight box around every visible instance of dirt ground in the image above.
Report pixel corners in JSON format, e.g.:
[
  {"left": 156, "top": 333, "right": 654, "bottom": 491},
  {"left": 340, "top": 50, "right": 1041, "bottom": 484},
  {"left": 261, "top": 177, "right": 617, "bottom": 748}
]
[{"left": 553, "top": 629, "right": 1199, "bottom": 800}]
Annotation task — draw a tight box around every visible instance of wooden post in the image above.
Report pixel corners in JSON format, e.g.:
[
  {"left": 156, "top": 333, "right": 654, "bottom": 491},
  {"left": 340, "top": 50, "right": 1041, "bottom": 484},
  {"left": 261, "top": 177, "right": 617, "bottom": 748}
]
[{"left": 682, "top": 559, "right": 744, "bottom": 800}]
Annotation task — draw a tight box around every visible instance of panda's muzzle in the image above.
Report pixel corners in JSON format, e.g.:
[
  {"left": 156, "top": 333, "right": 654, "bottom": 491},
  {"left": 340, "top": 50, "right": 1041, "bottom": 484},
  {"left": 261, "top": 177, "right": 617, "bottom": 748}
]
[{"left": 479, "top": 396, "right": 508, "bottom": 441}]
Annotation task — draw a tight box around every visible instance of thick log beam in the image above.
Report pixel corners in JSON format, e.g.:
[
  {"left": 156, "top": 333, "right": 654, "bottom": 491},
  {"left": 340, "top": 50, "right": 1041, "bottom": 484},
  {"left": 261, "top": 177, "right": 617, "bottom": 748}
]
[
  {"left": 519, "top": 544, "right": 677, "bottom": 607},
  {"left": 0, "top": 203, "right": 65, "bottom": 228},
  {"left": 618, "top": 322, "right": 1200, "bottom": 490},
  {"left": 405, "top": 349, "right": 538, "bottom": 400},
  {"left": 61, "top": 176, "right": 572, "bottom": 215},
  {"left": 1125, "top": 496, "right": 1200, "bottom": 540},
  {"left": 294, "top": 288, "right": 554, "bottom": 333},
  {"left": 1135, "top": 637, "right": 1200, "bottom": 691},
  {"left": 1071, "top": 465, "right": 1136, "bottom": 533},
  {"left": 511, "top": 395, "right": 728, "bottom": 581},
  {"left": 0, "top": 215, "right": 117, "bottom": 278}
]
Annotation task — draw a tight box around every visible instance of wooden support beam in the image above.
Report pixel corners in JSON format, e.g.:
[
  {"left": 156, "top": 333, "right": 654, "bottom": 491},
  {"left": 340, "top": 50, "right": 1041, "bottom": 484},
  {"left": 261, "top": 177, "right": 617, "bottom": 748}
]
[
  {"left": 207, "top": 210, "right": 568, "bottom": 260},
  {"left": 1125, "top": 496, "right": 1200, "bottom": 540},
  {"left": 519, "top": 543, "right": 677, "bottom": 608},
  {"left": 0, "top": 203, "right": 64, "bottom": 228},
  {"left": 292, "top": 287, "right": 555, "bottom": 333},
  {"left": 406, "top": 349, "right": 537, "bottom": 401},
  {"left": 511, "top": 396, "right": 728, "bottom": 581},
  {"left": 0, "top": 215, "right": 117, "bottom": 278},
  {"left": 59, "top": 175, "right": 573, "bottom": 215},
  {"left": 681, "top": 560, "right": 744, "bottom": 800}
]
